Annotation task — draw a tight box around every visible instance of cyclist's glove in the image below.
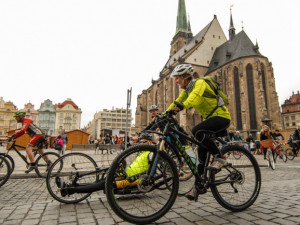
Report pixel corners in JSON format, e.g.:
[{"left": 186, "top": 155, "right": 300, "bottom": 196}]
[{"left": 8, "top": 134, "right": 16, "bottom": 142}]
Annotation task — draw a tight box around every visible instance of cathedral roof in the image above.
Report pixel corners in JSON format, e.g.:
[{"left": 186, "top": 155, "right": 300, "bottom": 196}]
[
  {"left": 206, "top": 30, "right": 264, "bottom": 74},
  {"left": 163, "top": 18, "right": 213, "bottom": 70}
]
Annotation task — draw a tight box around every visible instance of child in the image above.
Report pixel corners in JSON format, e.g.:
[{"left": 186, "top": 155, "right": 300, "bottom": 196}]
[
  {"left": 54, "top": 135, "right": 64, "bottom": 155},
  {"left": 249, "top": 140, "right": 256, "bottom": 154}
]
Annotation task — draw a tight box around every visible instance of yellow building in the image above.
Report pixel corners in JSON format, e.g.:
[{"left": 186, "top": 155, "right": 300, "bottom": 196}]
[
  {"left": 0, "top": 97, "right": 18, "bottom": 138},
  {"left": 54, "top": 98, "right": 82, "bottom": 133}
]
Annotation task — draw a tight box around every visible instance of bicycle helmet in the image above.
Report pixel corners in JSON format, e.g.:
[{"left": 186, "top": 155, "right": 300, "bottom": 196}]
[
  {"left": 149, "top": 105, "right": 158, "bottom": 112},
  {"left": 170, "top": 64, "right": 194, "bottom": 77},
  {"left": 13, "top": 111, "right": 26, "bottom": 117},
  {"left": 139, "top": 132, "right": 152, "bottom": 141}
]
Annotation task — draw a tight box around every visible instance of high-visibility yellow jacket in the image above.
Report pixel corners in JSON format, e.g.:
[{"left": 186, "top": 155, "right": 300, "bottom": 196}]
[{"left": 166, "top": 79, "right": 231, "bottom": 120}]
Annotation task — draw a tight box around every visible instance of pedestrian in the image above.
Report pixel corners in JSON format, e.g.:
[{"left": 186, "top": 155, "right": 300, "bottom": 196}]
[
  {"left": 104, "top": 133, "right": 113, "bottom": 154},
  {"left": 249, "top": 140, "right": 256, "bottom": 154},
  {"left": 61, "top": 129, "right": 68, "bottom": 155},
  {"left": 233, "top": 131, "right": 244, "bottom": 141},
  {"left": 55, "top": 135, "right": 64, "bottom": 155}
]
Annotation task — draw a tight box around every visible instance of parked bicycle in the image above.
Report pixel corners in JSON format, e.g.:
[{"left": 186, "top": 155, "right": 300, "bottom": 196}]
[
  {"left": 104, "top": 107, "right": 261, "bottom": 224},
  {"left": 0, "top": 155, "right": 11, "bottom": 187},
  {"left": 0, "top": 140, "right": 60, "bottom": 178}
]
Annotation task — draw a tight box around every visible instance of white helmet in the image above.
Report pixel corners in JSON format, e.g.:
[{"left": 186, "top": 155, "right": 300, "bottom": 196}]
[
  {"left": 149, "top": 105, "right": 158, "bottom": 112},
  {"left": 170, "top": 64, "right": 194, "bottom": 78}
]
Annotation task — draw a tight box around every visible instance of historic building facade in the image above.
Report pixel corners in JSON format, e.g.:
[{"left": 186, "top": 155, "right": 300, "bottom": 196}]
[
  {"left": 20, "top": 102, "right": 39, "bottom": 125},
  {"left": 281, "top": 91, "right": 300, "bottom": 129},
  {"left": 38, "top": 99, "right": 56, "bottom": 135},
  {"left": 135, "top": 0, "right": 282, "bottom": 137},
  {"left": 0, "top": 97, "right": 18, "bottom": 138},
  {"left": 54, "top": 98, "right": 82, "bottom": 133}
]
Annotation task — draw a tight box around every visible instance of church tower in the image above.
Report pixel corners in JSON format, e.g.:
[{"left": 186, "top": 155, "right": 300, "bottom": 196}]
[{"left": 170, "top": 0, "right": 193, "bottom": 56}]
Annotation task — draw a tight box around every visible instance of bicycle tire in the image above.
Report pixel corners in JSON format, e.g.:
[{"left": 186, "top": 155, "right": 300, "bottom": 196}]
[
  {"left": 280, "top": 149, "right": 287, "bottom": 163},
  {"left": 0, "top": 154, "right": 15, "bottom": 175},
  {"left": 35, "top": 152, "right": 61, "bottom": 177},
  {"left": 268, "top": 149, "right": 275, "bottom": 170},
  {"left": 286, "top": 148, "right": 295, "bottom": 160},
  {"left": 210, "top": 145, "right": 261, "bottom": 212},
  {"left": 46, "top": 152, "right": 100, "bottom": 204},
  {"left": 0, "top": 155, "right": 11, "bottom": 187},
  {"left": 105, "top": 144, "right": 179, "bottom": 224}
]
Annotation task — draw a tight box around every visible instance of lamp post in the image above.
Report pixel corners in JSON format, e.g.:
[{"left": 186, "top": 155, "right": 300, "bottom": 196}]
[{"left": 125, "top": 88, "right": 132, "bottom": 150}]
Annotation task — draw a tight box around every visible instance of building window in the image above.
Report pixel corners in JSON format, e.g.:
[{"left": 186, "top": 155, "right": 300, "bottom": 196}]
[
  {"left": 211, "top": 47, "right": 213, "bottom": 50},
  {"left": 291, "top": 116, "right": 295, "bottom": 120},
  {"left": 261, "top": 64, "right": 268, "bottom": 109},
  {"left": 218, "top": 36, "right": 221, "bottom": 39},
  {"left": 234, "top": 67, "right": 242, "bottom": 130},
  {"left": 60, "top": 113, "right": 63, "bottom": 117},
  {"left": 246, "top": 64, "right": 257, "bottom": 129},
  {"left": 213, "top": 35, "right": 215, "bottom": 38},
  {"left": 0, "top": 115, "right": 3, "bottom": 119},
  {"left": 292, "top": 122, "right": 296, "bottom": 126},
  {"left": 286, "top": 123, "right": 289, "bottom": 127},
  {"left": 285, "top": 116, "right": 289, "bottom": 121}
]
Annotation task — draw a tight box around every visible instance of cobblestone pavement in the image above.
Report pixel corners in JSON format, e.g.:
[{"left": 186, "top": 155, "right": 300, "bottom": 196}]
[{"left": 0, "top": 149, "right": 300, "bottom": 225}]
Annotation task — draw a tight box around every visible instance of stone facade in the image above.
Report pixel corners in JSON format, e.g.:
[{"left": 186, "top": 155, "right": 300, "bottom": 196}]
[
  {"left": 135, "top": 1, "right": 282, "bottom": 138},
  {"left": 20, "top": 102, "right": 39, "bottom": 125},
  {"left": 0, "top": 97, "right": 18, "bottom": 138},
  {"left": 38, "top": 99, "right": 56, "bottom": 135},
  {"left": 281, "top": 91, "right": 300, "bottom": 129},
  {"left": 54, "top": 98, "right": 82, "bottom": 133}
]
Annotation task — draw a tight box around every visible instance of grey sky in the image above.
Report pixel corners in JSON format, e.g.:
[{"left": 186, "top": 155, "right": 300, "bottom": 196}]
[{"left": 1, "top": 0, "right": 299, "bottom": 127}]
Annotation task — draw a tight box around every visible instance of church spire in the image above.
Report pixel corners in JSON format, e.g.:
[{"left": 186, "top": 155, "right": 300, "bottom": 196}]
[
  {"left": 229, "top": 6, "right": 236, "bottom": 41},
  {"left": 175, "top": 0, "right": 188, "bottom": 34}
]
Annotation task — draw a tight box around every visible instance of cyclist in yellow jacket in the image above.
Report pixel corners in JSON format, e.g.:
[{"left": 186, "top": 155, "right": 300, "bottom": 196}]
[{"left": 167, "top": 63, "right": 231, "bottom": 200}]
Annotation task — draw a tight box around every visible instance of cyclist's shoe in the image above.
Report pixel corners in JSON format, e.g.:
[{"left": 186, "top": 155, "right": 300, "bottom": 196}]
[
  {"left": 208, "top": 157, "right": 228, "bottom": 172},
  {"left": 25, "top": 165, "right": 36, "bottom": 174},
  {"left": 185, "top": 184, "right": 207, "bottom": 201},
  {"left": 55, "top": 176, "right": 62, "bottom": 187}
]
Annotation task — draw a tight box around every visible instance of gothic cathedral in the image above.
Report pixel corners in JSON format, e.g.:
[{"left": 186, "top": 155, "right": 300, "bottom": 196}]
[{"left": 135, "top": 0, "right": 282, "bottom": 137}]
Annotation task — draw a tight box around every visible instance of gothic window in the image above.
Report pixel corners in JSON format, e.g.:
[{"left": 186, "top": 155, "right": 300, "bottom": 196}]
[
  {"left": 155, "top": 90, "right": 158, "bottom": 106},
  {"left": 234, "top": 67, "right": 242, "bottom": 130},
  {"left": 246, "top": 64, "right": 257, "bottom": 129},
  {"left": 261, "top": 63, "right": 268, "bottom": 109}
]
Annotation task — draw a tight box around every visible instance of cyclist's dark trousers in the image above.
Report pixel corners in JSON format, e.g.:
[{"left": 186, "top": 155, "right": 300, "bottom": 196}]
[{"left": 192, "top": 116, "right": 230, "bottom": 174}]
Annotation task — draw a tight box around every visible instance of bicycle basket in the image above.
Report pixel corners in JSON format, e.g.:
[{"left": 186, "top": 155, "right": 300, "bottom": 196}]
[{"left": 260, "top": 139, "right": 273, "bottom": 148}]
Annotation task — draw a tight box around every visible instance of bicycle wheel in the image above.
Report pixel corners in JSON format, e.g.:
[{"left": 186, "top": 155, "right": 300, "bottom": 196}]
[
  {"left": 210, "top": 145, "right": 261, "bottom": 212},
  {"left": 286, "top": 148, "right": 295, "bottom": 160},
  {"left": 46, "top": 152, "right": 100, "bottom": 204},
  {"left": 268, "top": 149, "right": 275, "bottom": 170},
  {"left": 0, "top": 154, "right": 15, "bottom": 175},
  {"left": 35, "top": 152, "right": 61, "bottom": 177},
  {"left": 105, "top": 144, "right": 179, "bottom": 224},
  {"left": 280, "top": 149, "right": 287, "bottom": 162},
  {"left": 0, "top": 155, "right": 11, "bottom": 187}
]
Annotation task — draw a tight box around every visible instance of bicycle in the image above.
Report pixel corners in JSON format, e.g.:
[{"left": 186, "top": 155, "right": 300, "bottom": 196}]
[
  {"left": 273, "top": 141, "right": 287, "bottom": 163},
  {"left": 104, "top": 107, "right": 261, "bottom": 224},
  {"left": 1, "top": 139, "right": 61, "bottom": 178},
  {"left": 0, "top": 155, "right": 11, "bottom": 187},
  {"left": 286, "top": 141, "right": 299, "bottom": 160},
  {"left": 261, "top": 139, "right": 276, "bottom": 170}
]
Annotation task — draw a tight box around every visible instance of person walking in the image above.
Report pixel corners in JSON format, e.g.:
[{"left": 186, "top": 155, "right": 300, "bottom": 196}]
[
  {"left": 104, "top": 133, "right": 113, "bottom": 154},
  {"left": 61, "top": 129, "right": 68, "bottom": 155}
]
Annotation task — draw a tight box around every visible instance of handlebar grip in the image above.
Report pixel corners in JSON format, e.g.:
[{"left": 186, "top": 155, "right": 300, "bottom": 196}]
[{"left": 174, "top": 101, "right": 184, "bottom": 110}]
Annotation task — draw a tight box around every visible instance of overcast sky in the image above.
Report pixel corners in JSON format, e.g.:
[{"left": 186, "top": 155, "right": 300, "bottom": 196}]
[{"left": 1, "top": 0, "right": 299, "bottom": 127}]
